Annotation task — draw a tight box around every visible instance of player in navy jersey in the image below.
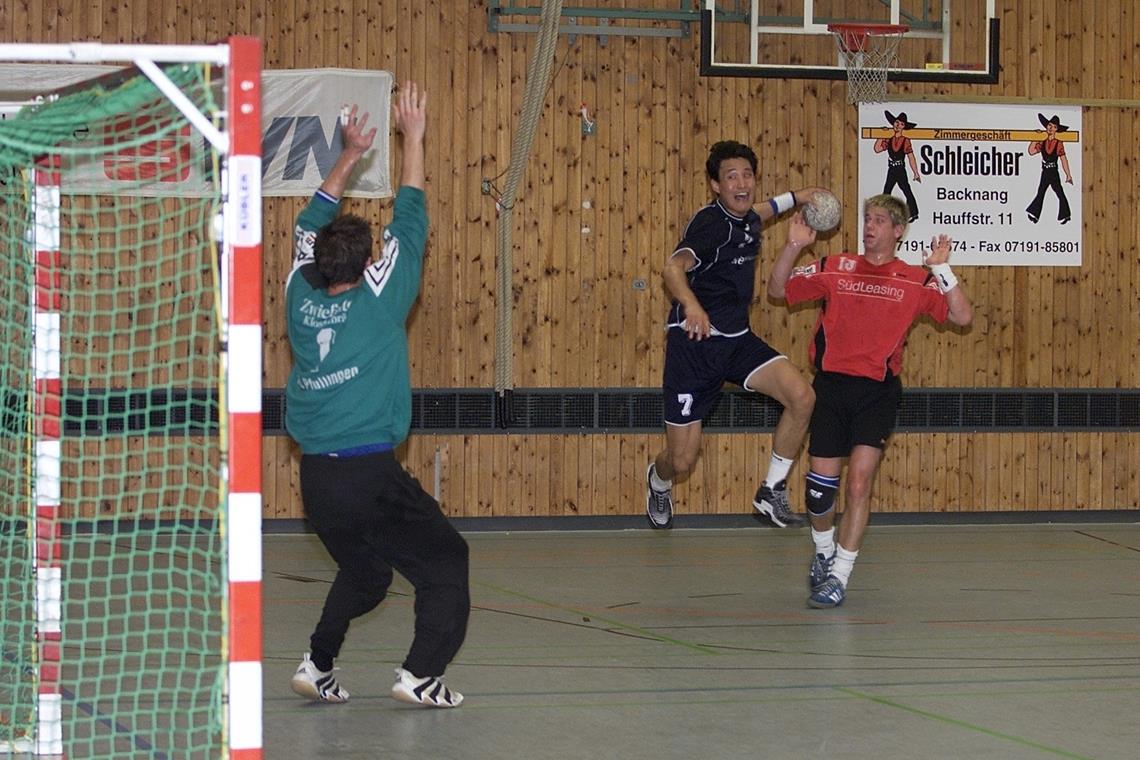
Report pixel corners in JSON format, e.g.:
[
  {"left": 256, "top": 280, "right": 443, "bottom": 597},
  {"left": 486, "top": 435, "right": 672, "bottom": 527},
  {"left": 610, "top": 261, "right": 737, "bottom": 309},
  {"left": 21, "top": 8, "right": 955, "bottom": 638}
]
[
  {"left": 769, "top": 194, "right": 973, "bottom": 608},
  {"left": 645, "top": 139, "right": 820, "bottom": 530}
]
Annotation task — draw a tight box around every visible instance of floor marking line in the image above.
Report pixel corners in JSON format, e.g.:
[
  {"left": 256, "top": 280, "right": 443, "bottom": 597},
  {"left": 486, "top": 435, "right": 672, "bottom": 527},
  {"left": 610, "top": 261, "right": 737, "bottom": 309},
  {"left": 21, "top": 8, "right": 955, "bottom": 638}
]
[
  {"left": 474, "top": 580, "right": 721, "bottom": 654},
  {"left": 836, "top": 686, "right": 1093, "bottom": 759}
]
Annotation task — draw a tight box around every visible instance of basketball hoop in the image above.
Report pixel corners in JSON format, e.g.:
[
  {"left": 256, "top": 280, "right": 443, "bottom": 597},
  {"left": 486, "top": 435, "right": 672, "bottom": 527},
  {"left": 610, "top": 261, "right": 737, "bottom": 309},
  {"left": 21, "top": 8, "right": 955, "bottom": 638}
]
[{"left": 827, "top": 23, "right": 908, "bottom": 105}]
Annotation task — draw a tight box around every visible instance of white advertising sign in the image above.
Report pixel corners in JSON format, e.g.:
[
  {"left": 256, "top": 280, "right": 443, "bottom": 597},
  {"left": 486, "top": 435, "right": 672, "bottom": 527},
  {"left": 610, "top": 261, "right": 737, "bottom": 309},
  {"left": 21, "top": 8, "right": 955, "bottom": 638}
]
[{"left": 858, "top": 103, "right": 1082, "bottom": 266}]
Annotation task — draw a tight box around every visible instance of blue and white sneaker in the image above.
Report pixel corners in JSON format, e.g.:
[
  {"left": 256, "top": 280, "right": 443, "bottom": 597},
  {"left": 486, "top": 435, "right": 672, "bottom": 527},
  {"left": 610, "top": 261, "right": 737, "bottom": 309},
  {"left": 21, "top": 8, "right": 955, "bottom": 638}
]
[
  {"left": 807, "top": 575, "right": 846, "bottom": 609},
  {"left": 808, "top": 550, "right": 835, "bottom": 592}
]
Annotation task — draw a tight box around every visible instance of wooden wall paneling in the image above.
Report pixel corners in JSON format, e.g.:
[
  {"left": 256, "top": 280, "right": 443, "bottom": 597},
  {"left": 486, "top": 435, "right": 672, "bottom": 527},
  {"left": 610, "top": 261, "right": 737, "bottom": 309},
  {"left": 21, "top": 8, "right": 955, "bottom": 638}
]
[
  {"left": 1055, "top": 433, "right": 1074, "bottom": 508},
  {"left": 1016, "top": 431, "right": 1034, "bottom": 510},
  {"left": 996, "top": 432, "right": 1014, "bottom": 511},
  {"left": 533, "top": 433, "right": 550, "bottom": 516},
  {"left": 598, "top": 40, "right": 623, "bottom": 388},
  {"left": 473, "top": 14, "right": 503, "bottom": 389},
  {"left": 1100, "top": 109, "right": 1122, "bottom": 385},
  {"left": 1045, "top": 433, "right": 1064, "bottom": 509},
  {"left": 459, "top": 435, "right": 479, "bottom": 517},
  {"left": 1075, "top": 432, "right": 1092, "bottom": 509},
  {"left": 1020, "top": 3, "right": 1040, "bottom": 98},
  {"left": 547, "top": 433, "right": 564, "bottom": 517},
  {"left": 945, "top": 433, "right": 963, "bottom": 512},
  {"left": 532, "top": 42, "right": 557, "bottom": 387},
  {"left": 451, "top": 432, "right": 469, "bottom": 517},
  {"left": 661, "top": 34, "right": 683, "bottom": 388},
  {"left": 603, "top": 433, "right": 622, "bottom": 515},
  {"left": 1039, "top": 1, "right": 1058, "bottom": 99},
  {"left": 1130, "top": 117, "right": 1140, "bottom": 389},
  {"left": 1090, "top": 433, "right": 1106, "bottom": 510},
  {"left": 276, "top": 437, "right": 299, "bottom": 518},
  {"left": 1039, "top": 433, "right": 1056, "bottom": 511},
  {"left": 454, "top": 20, "right": 479, "bottom": 390},
  {"left": 508, "top": 31, "right": 531, "bottom": 385},
  {"left": 644, "top": 38, "right": 668, "bottom": 387},
  {"left": 1126, "top": 435, "right": 1140, "bottom": 509},
  {"left": 902, "top": 429, "right": 922, "bottom": 512},
  {"left": 574, "top": 40, "right": 597, "bottom": 390},
  {"left": 413, "top": 0, "right": 444, "bottom": 382},
  {"left": 576, "top": 432, "right": 596, "bottom": 516},
  {"left": 550, "top": 41, "right": 573, "bottom": 388},
  {"left": 710, "top": 433, "right": 730, "bottom": 514},
  {"left": 563, "top": 40, "right": 585, "bottom": 388},
  {"left": 617, "top": 37, "right": 641, "bottom": 387},
  {"left": 616, "top": 432, "right": 638, "bottom": 516}
]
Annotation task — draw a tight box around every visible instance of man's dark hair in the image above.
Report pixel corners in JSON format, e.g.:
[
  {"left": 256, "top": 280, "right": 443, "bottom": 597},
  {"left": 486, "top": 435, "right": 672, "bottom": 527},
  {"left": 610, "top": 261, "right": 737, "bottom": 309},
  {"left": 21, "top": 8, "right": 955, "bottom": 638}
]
[
  {"left": 314, "top": 214, "right": 373, "bottom": 286},
  {"left": 706, "top": 140, "right": 758, "bottom": 181}
]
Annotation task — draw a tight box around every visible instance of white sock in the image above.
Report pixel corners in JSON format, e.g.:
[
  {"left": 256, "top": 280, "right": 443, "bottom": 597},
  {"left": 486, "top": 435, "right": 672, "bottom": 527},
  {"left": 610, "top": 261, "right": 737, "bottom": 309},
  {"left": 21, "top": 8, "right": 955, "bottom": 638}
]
[
  {"left": 763, "top": 452, "right": 794, "bottom": 487},
  {"left": 811, "top": 527, "right": 835, "bottom": 559},
  {"left": 831, "top": 544, "right": 859, "bottom": 586},
  {"left": 649, "top": 464, "right": 672, "bottom": 492}
]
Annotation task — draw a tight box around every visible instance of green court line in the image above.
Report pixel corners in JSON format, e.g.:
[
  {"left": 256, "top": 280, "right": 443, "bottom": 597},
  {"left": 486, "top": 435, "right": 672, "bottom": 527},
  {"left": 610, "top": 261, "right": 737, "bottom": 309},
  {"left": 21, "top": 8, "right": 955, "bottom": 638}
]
[
  {"left": 474, "top": 580, "right": 721, "bottom": 655},
  {"left": 837, "top": 686, "right": 1093, "bottom": 759}
]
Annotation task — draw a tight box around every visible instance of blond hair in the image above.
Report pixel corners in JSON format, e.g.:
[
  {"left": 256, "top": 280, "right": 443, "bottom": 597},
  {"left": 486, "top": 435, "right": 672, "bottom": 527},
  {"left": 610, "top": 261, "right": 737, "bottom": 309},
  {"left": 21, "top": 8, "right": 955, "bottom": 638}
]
[{"left": 863, "top": 194, "right": 909, "bottom": 230}]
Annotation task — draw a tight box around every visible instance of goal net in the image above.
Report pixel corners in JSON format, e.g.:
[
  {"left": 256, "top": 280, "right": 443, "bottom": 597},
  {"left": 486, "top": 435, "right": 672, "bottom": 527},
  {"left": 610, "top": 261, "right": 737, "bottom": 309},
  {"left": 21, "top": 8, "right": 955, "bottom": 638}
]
[{"left": 0, "top": 40, "right": 262, "bottom": 759}]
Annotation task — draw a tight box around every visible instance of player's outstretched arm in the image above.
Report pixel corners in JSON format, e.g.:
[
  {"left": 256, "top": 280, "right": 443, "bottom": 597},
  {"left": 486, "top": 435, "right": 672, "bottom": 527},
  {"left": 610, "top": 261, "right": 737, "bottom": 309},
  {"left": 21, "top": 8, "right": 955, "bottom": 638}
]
[
  {"left": 393, "top": 80, "right": 427, "bottom": 191},
  {"left": 755, "top": 186, "right": 826, "bottom": 223},
  {"left": 924, "top": 235, "right": 973, "bottom": 326},
  {"left": 768, "top": 211, "right": 815, "bottom": 300},
  {"left": 318, "top": 104, "right": 378, "bottom": 200}
]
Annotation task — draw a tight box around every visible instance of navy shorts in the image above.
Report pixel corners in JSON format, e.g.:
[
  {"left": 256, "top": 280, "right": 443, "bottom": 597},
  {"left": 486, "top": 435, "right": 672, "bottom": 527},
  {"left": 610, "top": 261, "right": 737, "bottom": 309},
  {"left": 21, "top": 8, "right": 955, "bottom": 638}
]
[
  {"left": 662, "top": 328, "right": 783, "bottom": 425},
  {"left": 808, "top": 371, "right": 902, "bottom": 457}
]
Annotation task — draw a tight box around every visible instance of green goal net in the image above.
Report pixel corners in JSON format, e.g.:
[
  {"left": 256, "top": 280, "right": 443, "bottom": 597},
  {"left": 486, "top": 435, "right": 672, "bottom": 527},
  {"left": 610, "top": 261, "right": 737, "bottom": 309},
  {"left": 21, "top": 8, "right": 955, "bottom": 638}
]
[{"left": 0, "top": 55, "right": 233, "bottom": 759}]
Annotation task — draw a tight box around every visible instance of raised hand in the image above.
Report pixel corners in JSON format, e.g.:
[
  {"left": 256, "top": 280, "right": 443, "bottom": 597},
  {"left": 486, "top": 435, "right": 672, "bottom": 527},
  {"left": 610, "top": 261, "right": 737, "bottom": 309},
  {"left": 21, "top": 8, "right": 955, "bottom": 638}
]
[
  {"left": 393, "top": 80, "right": 427, "bottom": 143},
  {"left": 923, "top": 234, "right": 952, "bottom": 266},
  {"left": 787, "top": 211, "right": 818, "bottom": 249},
  {"left": 339, "top": 104, "right": 377, "bottom": 156}
]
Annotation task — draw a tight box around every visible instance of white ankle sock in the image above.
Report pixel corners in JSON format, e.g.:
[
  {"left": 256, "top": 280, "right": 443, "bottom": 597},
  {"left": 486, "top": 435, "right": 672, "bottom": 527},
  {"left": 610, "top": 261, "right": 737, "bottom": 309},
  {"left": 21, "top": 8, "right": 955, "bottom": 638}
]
[
  {"left": 831, "top": 544, "right": 859, "bottom": 586},
  {"left": 763, "top": 452, "right": 793, "bottom": 487},
  {"left": 811, "top": 527, "right": 835, "bottom": 559},
  {"left": 649, "top": 465, "right": 672, "bottom": 492}
]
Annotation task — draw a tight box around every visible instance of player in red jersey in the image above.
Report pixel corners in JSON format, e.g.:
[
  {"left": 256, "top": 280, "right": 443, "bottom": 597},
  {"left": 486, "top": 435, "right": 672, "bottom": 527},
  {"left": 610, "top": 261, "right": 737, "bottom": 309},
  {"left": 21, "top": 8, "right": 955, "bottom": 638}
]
[{"left": 768, "top": 194, "right": 973, "bottom": 608}]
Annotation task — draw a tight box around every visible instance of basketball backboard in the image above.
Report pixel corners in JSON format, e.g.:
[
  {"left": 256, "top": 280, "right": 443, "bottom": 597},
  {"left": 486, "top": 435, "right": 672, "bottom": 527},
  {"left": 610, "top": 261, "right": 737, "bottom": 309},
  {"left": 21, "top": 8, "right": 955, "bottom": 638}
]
[{"left": 700, "top": 0, "right": 999, "bottom": 84}]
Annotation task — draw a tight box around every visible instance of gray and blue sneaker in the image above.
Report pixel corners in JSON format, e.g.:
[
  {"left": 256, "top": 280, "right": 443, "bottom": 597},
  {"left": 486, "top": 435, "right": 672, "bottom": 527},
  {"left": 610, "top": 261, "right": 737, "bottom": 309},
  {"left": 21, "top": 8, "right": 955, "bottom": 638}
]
[
  {"left": 809, "top": 550, "right": 835, "bottom": 592},
  {"left": 753, "top": 480, "right": 805, "bottom": 528},
  {"left": 645, "top": 463, "right": 674, "bottom": 529},
  {"left": 807, "top": 576, "right": 846, "bottom": 609}
]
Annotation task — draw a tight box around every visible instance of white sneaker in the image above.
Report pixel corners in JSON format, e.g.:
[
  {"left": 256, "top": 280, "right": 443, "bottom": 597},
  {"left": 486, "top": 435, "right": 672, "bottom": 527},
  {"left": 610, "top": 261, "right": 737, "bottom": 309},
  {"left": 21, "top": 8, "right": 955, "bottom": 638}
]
[
  {"left": 290, "top": 653, "right": 350, "bottom": 703},
  {"left": 391, "top": 667, "right": 464, "bottom": 708}
]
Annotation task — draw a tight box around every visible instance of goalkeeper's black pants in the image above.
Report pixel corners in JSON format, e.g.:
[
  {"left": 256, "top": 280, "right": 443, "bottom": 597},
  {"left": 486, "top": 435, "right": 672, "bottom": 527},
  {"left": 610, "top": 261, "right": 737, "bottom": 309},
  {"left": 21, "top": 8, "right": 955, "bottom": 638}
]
[{"left": 299, "top": 450, "right": 470, "bottom": 678}]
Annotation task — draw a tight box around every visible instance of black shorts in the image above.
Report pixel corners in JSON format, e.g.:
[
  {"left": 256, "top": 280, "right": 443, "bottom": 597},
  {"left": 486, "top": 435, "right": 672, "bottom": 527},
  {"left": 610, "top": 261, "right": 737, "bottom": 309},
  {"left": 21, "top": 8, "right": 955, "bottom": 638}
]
[
  {"left": 662, "top": 328, "right": 783, "bottom": 425},
  {"left": 808, "top": 371, "right": 902, "bottom": 457}
]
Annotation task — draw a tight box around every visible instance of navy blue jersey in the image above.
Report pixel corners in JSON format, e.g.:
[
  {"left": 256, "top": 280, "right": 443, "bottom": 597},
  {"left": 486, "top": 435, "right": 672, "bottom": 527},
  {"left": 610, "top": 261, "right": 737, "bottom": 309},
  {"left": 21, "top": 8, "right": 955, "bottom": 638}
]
[{"left": 666, "top": 200, "right": 762, "bottom": 336}]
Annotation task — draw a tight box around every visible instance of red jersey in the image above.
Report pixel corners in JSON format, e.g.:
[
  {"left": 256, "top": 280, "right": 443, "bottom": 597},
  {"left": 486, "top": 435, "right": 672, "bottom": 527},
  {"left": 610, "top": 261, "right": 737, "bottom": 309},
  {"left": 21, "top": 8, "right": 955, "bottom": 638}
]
[{"left": 784, "top": 254, "right": 949, "bottom": 381}]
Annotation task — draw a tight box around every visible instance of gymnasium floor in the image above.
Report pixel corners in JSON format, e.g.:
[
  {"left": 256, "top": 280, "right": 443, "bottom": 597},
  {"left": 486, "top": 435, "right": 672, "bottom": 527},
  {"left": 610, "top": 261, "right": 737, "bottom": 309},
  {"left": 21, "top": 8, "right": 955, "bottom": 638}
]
[{"left": 263, "top": 521, "right": 1140, "bottom": 760}]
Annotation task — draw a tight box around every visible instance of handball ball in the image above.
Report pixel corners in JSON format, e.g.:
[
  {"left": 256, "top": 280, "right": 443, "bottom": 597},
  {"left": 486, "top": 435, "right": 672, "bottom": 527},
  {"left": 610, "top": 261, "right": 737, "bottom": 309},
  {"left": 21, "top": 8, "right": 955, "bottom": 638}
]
[{"left": 802, "top": 190, "right": 842, "bottom": 232}]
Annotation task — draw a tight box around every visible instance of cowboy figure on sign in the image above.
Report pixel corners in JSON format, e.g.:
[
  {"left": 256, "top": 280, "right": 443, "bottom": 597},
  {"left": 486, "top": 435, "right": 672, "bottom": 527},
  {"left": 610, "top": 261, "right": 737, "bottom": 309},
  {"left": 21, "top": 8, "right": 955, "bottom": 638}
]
[
  {"left": 873, "top": 110, "right": 921, "bottom": 223},
  {"left": 1025, "top": 113, "right": 1073, "bottom": 224}
]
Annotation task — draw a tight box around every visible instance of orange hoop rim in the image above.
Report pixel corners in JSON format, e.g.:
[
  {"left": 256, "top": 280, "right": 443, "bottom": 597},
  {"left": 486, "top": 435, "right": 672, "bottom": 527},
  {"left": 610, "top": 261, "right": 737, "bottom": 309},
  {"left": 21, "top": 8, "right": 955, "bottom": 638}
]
[{"left": 826, "top": 22, "right": 909, "bottom": 37}]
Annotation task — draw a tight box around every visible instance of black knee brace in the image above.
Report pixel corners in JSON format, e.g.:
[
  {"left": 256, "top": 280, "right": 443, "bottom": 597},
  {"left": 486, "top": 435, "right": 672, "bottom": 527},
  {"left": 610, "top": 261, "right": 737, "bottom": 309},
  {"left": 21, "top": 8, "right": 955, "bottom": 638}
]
[{"left": 805, "top": 471, "right": 839, "bottom": 517}]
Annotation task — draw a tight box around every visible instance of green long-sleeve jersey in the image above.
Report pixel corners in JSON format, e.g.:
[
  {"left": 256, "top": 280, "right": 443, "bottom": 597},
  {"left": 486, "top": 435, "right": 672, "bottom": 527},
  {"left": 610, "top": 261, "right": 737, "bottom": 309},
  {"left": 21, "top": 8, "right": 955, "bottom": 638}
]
[{"left": 284, "top": 186, "right": 428, "bottom": 454}]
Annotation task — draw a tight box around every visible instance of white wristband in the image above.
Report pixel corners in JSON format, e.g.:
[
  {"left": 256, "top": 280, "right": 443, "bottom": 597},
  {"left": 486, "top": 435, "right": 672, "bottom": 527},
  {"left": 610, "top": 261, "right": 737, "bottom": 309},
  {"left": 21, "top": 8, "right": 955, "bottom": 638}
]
[
  {"left": 769, "top": 191, "right": 796, "bottom": 215},
  {"left": 928, "top": 263, "right": 958, "bottom": 293}
]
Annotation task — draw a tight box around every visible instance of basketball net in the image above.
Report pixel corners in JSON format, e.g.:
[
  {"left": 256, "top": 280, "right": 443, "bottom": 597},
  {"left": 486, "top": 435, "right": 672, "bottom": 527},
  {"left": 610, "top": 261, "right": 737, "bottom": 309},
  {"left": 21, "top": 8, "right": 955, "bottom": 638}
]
[{"left": 829, "top": 24, "right": 907, "bottom": 105}]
